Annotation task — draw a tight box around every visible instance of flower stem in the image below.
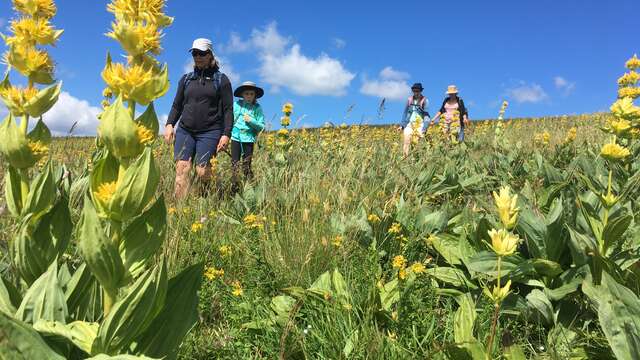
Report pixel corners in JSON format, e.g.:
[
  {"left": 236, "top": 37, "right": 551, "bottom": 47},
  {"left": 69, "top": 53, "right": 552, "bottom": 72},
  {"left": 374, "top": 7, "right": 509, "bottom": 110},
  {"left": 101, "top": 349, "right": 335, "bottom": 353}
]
[
  {"left": 20, "top": 115, "right": 29, "bottom": 135},
  {"left": 128, "top": 100, "right": 136, "bottom": 120},
  {"left": 486, "top": 302, "right": 501, "bottom": 359},
  {"left": 103, "top": 287, "right": 117, "bottom": 316},
  {"left": 18, "top": 168, "right": 30, "bottom": 206}
]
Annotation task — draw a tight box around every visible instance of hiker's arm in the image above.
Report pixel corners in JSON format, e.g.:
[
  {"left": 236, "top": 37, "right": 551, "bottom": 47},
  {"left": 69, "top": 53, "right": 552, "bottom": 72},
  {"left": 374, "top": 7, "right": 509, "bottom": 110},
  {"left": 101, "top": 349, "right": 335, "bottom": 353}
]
[
  {"left": 247, "top": 105, "right": 265, "bottom": 132},
  {"left": 220, "top": 75, "right": 234, "bottom": 138},
  {"left": 400, "top": 104, "right": 409, "bottom": 128},
  {"left": 166, "top": 75, "right": 186, "bottom": 127}
]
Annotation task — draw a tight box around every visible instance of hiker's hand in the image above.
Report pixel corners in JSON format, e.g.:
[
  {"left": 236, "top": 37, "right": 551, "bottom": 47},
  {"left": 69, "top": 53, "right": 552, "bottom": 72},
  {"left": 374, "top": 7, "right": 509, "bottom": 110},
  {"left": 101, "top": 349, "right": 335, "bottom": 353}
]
[
  {"left": 217, "top": 135, "right": 230, "bottom": 153},
  {"left": 243, "top": 113, "right": 251, "bottom": 122},
  {"left": 397, "top": 126, "right": 403, "bottom": 131},
  {"left": 164, "top": 124, "right": 174, "bottom": 144},
  {"left": 464, "top": 118, "right": 471, "bottom": 127}
]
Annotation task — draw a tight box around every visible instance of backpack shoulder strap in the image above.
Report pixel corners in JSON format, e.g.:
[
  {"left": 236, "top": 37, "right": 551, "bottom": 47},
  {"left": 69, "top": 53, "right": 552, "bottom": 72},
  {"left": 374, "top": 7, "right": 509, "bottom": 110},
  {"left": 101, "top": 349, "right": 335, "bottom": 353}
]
[
  {"left": 183, "top": 71, "right": 196, "bottom": 91},
  {"left": 212, "top": 71, "right": 223, "bottom": 91}
]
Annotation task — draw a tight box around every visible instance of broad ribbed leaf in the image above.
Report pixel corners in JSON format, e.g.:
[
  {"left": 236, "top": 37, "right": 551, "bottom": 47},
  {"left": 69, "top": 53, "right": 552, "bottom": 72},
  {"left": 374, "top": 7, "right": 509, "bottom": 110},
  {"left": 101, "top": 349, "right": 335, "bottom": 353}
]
[
  {"left": 4, "top": 165, "right": 24, "bottom": 217},
  {"left": 64, "top": 263, "right": 103, "bottom": 321},
  {"left": 16, "top": 261, "right": 68, "bottom": 325},
  {"left": 33, "top": 320, "right": 98, "bottom": 354},
  {"left": 526, "top": 289, "right": 554, "bottom": 325},
  {"left": 119, "top": 196, "right": 166, "bottom": 278},
  {"left": 583, "top": 273, "right": 640, "bottom": 360},
  {"left": 22, "top": 160, "right": 56, "bottom": 216},
  {"left": 131, "top": 263, "right": 202, "bottom": 359},
  {"left": 0, "top": 312, "right": 65, "bottom": 360},
  {"left": 94, "top": 262, "right": 167, "bottom": 355},
  {"left": 425, "top": 267, "right": 477, "bottom": 289},
  {"left": 78, "top": 197, "right": 125, "bottom": 295},
  {"left": 110, "top": 148, "right": 159, "bottom": 221},
  {"left": 453, "top": 293, "right": 476, "bottom": 343},
  {"left": 602, "top": 213, "right": 632, "bottom": 255},
  {"left": 0, "top": 275, "right": 21, "bottom": 316}
]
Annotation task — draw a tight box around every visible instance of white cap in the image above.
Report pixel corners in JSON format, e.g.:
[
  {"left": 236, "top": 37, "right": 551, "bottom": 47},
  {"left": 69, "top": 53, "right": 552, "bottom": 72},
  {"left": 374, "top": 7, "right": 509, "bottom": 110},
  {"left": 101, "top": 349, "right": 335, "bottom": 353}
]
[{"left": 190, "top": 38, "right": 213, "bottom": 53}]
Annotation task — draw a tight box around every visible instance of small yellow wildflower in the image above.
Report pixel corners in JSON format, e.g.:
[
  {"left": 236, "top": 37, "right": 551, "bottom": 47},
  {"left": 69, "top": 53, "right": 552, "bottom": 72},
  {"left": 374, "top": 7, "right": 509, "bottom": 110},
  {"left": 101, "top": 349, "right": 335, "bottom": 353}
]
[
  {"left": 219, "top": 245, "right": 232, "bottom": 258},
  {"left": 398, "top": 268, "right": 407, "bottom": 280},
  {"left": 280, "top": 116, "right": 290, "bottom": 127},
  {"left": 27, "top": 140, "right": 49, "bottom": 157},
  {"left": 243, "top": 213, "right": 264, "bottom": 230},
  {"left": 282, "top": 102, "right": 293, "bottom": 114},
  {"left": 388, "top": 222, "right": 402, "bottom": 235},
  {"left": 231, "top": 280, "right": 243, "bottom": 296},
  {"left": 564, "top": 127, "right": 577, "bottom": 143},
  {"left": 203, "top": 267, "right": 224, "bottom": 281},
  {"left": 168, "top": 207, "right": 176, "bottom": 215},
  {"left": 392, "top": 255, "right": 406, "bottom": 269},
  {"left": 190, "top": 222, "right": 203, "bottom": 232},
  {"left": 332, "top": 235, "right": 343, "bottom": 248},
  {"left": 410, "top": 262, "right": 426, "bottom": 274},
  {"left": 625, "top": 54, "right": 640, "bottom": 71},
  {"left": 367, "top": 214, "right": 381, "bottom": 224}
]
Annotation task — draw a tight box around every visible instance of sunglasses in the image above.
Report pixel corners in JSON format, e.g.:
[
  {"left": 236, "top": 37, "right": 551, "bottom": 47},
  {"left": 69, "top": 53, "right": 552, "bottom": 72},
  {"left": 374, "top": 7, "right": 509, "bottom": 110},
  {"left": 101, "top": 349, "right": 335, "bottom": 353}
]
[{"left": 192, "top": 50, "right": 210, "bottom": 58}]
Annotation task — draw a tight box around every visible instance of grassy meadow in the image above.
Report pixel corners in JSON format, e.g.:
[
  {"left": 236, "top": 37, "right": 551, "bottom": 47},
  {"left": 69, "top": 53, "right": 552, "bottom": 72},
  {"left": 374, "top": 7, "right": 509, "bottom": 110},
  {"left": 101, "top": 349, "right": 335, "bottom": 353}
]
[{"left": 7, "top": 112, "right": 637, "bottom": 359}]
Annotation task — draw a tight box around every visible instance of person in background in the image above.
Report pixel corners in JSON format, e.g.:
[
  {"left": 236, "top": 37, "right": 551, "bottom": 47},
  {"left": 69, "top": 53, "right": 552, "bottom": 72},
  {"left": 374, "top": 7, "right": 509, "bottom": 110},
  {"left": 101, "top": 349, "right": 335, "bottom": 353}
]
[
  {"left": 430, "top": 85, "right": 470, "bottom": 142},
  {"left": 231, "top": 81, "right": 265, "bottom": 194},
  {"left": 399, "top": 82, "right": 430, "bottom": 156},
  {"left": 164, "top": 38, "right": 233, "bottom": 199}
]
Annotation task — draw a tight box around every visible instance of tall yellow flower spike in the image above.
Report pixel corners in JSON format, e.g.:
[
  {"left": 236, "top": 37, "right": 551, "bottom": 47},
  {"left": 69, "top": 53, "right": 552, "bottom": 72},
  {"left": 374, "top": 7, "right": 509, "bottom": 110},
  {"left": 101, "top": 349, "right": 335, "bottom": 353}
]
[
  {"left": 12, "top": 0, "right": 57, "bottom": 19},
  {"left": 492, "top": 186, "right": 519, "bottom": 229}
]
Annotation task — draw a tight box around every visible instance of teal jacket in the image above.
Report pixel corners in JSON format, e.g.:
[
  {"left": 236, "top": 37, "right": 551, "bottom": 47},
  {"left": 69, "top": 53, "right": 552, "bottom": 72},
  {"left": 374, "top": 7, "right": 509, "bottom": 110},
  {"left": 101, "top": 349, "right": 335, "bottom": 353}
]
[{"left": 231, "top": 100, "right": 265, "bottom": 143}]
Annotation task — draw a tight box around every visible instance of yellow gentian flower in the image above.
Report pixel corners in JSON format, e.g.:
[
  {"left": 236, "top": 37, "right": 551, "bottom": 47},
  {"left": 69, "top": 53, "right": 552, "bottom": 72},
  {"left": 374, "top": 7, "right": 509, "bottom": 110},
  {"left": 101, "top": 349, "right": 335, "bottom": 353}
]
[
  {"left": 600, "top": 143, "right": 631, "bottom": 162},
  {"left": 492, "top": 186, "right": 519, "bottom": 229},
  {"left": 488, "top": 229, "right": 519, "bottom": 257}
]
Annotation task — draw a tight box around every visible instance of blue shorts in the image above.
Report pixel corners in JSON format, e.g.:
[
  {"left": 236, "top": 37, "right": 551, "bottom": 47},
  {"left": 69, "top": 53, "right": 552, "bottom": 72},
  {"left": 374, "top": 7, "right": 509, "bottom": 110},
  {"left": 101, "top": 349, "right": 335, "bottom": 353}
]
[{"left": 174, "top": 126, "right": 222, "bottom": 167}]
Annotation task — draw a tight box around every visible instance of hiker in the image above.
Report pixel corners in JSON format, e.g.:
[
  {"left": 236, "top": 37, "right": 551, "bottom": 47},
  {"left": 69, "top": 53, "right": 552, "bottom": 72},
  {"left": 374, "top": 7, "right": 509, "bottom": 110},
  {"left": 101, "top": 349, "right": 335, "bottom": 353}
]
[
  {"left": 399, "top": 83, "right": 430, "bottom": 156},
  {"left": 231, "top": 81, "right": 265, "bottom": 193},
  {"left": 164, "top": 38, "right": 234, "bottom": 199},
  {"left": 430, "top": 85, "right": 470, "bottom": 142}
]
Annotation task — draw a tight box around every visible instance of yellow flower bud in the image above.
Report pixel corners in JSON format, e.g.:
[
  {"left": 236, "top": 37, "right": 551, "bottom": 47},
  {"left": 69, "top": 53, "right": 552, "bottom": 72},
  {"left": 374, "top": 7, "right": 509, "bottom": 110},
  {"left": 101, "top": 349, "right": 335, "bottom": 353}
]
[
  {"left": 492, "top": 186, "right": 519, "bottom": 229},
  {"left": 608, "top": 118, "right": 632, "bottom": 137},
  {"left": 626, "top": 54, "right": 640, "bottom": 71},
  {"left": 97, "top": 96, "right": 143, "bottom": 160},
  {"left": 484, "top": 280, "right": 512, "bottom": 304}
]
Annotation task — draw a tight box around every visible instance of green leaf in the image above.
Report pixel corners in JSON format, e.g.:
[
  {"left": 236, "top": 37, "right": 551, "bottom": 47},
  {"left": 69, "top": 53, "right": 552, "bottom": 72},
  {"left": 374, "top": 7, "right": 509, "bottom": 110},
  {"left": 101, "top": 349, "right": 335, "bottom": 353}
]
[
  {"left": 119, "top": 196, "right": 167, "bottom": 278},
  {"left": 415, "top": 209, "right": 449, "bottom": 235},
  {"left": 16, "top": 261, "right": 68, "bottom": 325},
  {"left": 110, "top": 148, "right": 159, "bottom": 221},
  {"left": 331, "top": 269, "right": 351, "bottom": 306},
  {"left": 0, "top": 275, "right": 21, "bottom": 316},
  {"left": 379, "top": 279, "right": 399, "bottom": 312},
  {"left": 504, "top": 344, "right": 527, "bottom": 360},
  {"left": 33, "top": 320, "right": 98, "bottom": 354},
  {"left": 98, "top": 95, "right": 142, "bottom": 160},
  {"left": 86, "top": 355, "right": 160, "bottom": 360},
  {"left": 0, "top": 311, "right": 65, "bottom": 360},
  {"left": 64, "top": 263, "right": 102, "bottom": 321},
  {"left": 566, "top": 226, "right": 596, "bottom": 266},
  {"left": 0, "top": 114, "right": 36, "bottom": 169},
  {"left": 517, "top": 207, "right": 547, "bottom": 259},
  {"left": 24, "top": 82, "right": 61, "bottom": 118},
  {"left": 78, "top": 197, "right": 125, "bottom": 295},
  {"left": 425, "top": 267, "right": 477, "bottom": 289},
  {"left": 453, "top": 293, "right": 476, "bottom": 343},
  {"left": 583, "top": 272, "right": 640, "bottom": 360},
  {"left": 531, "top": 259, "right": 563, "bottom": 278},
  {"left": 22, "top": 160, "right": 56, "bottom": 216},
  {"left": 526, "top": 289, "right": 555, "bottom": 325},
  {"left": 544, "top": 266, "right": 588, "bottom": 301},
  {"left": 545, "top": 197, "right": 567, "bottom": 262},
  {"left": 547, "top": 323, "right": 580, "bottom": 360},
  {"left": 466, "top": 252, "right": 534, "bottom": 282},
  {"left": 602, "top": 213, "right": 632, "bottom": 255},
  {"left": 307, "top": 271, "right": 332, "bottom": 298},
  {"left": 130, "top": 263, "right": 202, "bottom": 360},
  {"left": 94, "top": 262, "right": 167, "bottom": 355},
  {"left": 428, "top": 234, "right": 463, "bottom": 266},
  {"left": 5, "top": 165, "right": 24, "bottom": 217}
]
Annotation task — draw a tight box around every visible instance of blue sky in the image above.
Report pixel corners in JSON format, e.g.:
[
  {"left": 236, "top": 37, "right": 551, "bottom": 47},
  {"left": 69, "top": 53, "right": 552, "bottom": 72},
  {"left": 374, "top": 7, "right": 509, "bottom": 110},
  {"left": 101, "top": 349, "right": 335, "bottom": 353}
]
[{"left": 0, "top": 0, "right": 638, "bottom": 134}]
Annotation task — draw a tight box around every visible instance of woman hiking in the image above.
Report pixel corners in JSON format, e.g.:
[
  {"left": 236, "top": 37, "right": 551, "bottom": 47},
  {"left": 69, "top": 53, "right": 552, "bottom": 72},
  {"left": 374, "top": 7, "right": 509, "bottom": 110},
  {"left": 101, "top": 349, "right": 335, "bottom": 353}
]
[
  {"left": 430, "top": 85, "right": 470, "bottom": 142},
  {"left": 164, "top": 38, "right": 234, "bottom": 199},
  {"left": 399, "top": 82, "right": 430, "bottom": 156}
]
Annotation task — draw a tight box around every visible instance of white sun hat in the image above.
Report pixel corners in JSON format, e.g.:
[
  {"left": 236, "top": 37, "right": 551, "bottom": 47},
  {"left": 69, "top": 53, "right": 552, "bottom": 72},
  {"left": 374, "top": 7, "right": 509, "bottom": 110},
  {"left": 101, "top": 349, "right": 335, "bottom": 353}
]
[{"left": 189, "top": 38, "right": 214, "bottom": 53}]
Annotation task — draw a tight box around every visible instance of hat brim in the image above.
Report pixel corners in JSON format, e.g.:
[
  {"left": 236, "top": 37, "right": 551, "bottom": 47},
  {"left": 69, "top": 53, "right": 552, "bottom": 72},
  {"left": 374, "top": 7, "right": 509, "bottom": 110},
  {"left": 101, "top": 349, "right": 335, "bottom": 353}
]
[
  {"left": 234, "top": 85, "right": 264, "bottom": 99},
  {"left": 446, "top": 90, "right": 459, "bottom": 94},
  {"left": 411, "top": 87, "right": 424, "bottom": 91}
]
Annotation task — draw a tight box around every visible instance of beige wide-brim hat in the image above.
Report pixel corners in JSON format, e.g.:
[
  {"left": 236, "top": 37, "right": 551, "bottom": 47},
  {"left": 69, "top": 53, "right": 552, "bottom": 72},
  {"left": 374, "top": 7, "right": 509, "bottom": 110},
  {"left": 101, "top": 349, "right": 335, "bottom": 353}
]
[
  {"left": 234, "top": 81, "right": 265, "bottom": 98},
  {"left": 446, "top": 85, "right": 459, "bottom": 94}
]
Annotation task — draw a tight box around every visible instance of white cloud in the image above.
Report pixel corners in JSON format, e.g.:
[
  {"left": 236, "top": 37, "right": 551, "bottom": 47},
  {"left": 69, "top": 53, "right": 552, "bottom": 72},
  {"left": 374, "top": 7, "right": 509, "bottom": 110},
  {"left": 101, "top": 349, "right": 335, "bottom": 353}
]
[
  {"left": 220, "top": 22, "right": 354, "bottom": 96},
  {"left": 554, "top": 76, "right": 575, "bottom": 95},
  {"left": 333, "top": 38, "right": 346, "bottom": 49},
  {"left": 506, "top": 82, "right": 548, "bottom": 104},
  {"left": 43, "top": 92, "right": 101, "bottom": 136},
  {"left": 220, "top": 32, "right": 251, "bottom": 54},
  {"left": 360, "top": 66, "right": 411, "bottom": 101}
]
